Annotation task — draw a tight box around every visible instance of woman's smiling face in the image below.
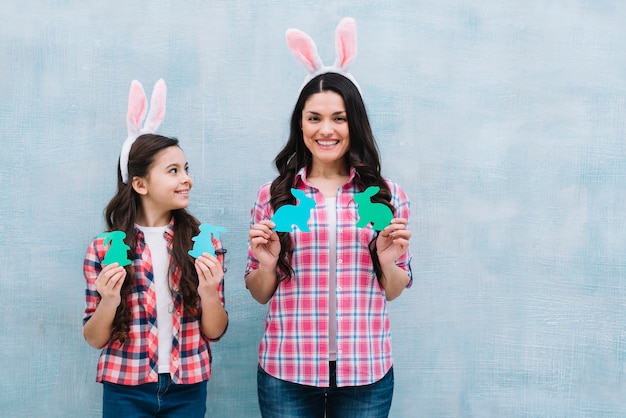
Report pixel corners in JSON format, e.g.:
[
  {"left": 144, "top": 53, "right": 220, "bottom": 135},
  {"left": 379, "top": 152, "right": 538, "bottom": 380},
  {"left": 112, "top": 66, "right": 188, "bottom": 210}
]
[{"left": 301, "top": 91, "right": 350, "bottom": 169}]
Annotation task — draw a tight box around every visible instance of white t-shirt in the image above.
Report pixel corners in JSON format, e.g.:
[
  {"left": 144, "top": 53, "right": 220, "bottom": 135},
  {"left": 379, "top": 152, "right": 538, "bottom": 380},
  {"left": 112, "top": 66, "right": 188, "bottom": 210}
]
[
  {"left": 136, "top": 224, "right": 174, "bottom": 374},
  {"left": 326, "top": 198, "right": 338, "bottom": 361}
]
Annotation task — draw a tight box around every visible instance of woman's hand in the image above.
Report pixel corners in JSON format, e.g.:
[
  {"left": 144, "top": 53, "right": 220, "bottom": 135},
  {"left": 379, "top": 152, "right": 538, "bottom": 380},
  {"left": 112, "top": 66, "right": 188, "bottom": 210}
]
[
  {"left": 246, "top": 220, "right": 281, "bottom": 304},
  {"left": 249, "top": 220, "right": 280, "bottom": 269},
  {"left": 376, "top": 218, "right": 411, "bottom": 301},
  {"left": 376, "top": 218, "right": 411, "bottom": 267},
  {"left": 95, "top": 262, "right": 126, "bottom": 308}
]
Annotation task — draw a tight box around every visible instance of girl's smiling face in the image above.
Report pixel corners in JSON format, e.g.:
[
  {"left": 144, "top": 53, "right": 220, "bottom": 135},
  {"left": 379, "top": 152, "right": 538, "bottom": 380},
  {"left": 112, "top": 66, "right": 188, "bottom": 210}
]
[
  {"left": 132, "top": 146, "right": 193, "bottom": 226},
  {"left": 301, "top": 91, "right": 350, "bottom": 170}
]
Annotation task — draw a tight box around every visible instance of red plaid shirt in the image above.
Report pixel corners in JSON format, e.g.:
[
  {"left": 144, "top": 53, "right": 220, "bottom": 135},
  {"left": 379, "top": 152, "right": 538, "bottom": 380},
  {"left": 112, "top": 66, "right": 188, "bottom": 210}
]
[
  {"left": 245, "top": 167, "right": 412, "bottom": 387},
  {"left": 83, "top": 219, "right": 225, "bottom": 385}
]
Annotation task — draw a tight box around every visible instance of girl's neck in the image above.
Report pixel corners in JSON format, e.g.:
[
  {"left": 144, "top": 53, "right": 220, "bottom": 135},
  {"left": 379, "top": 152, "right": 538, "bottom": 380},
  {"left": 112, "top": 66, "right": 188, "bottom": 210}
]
[{"left": 135, "top": 208, "right": 172, "bottom": 228}]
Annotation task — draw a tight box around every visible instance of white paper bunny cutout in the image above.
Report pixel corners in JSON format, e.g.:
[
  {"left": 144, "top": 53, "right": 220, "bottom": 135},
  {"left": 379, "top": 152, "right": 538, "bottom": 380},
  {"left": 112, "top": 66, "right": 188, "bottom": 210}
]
[
  {"left": 119, "top": 78, "right": 167, "bottom": 183},
  {"left": 285, "top": 17, "right": 361, "bottom": 94}
]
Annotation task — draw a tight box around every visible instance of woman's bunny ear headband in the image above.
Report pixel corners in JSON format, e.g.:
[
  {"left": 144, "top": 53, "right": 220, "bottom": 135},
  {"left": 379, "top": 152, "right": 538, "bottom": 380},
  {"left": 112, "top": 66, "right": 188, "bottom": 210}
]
[
  {"left": 119, "top": 78, "right": 167, "bottom": 184},
  {"left": 285, "top": 17, "right": 361, "bottom": 95}
]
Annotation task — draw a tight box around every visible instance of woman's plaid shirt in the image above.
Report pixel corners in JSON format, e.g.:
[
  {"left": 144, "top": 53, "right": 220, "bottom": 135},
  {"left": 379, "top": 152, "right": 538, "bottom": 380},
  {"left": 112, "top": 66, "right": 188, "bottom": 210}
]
[
  {"left": 245, "top": 167, "right": 412, "bottom": 387},
  {"left": 83, "top": 219, "right": 225, "bottom": 385}
]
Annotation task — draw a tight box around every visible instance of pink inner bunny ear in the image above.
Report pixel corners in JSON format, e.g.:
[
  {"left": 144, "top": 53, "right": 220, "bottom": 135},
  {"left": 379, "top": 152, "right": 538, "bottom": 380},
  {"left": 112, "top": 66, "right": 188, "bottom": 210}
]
[
  {"left": 335, "top": 17, "right": 357, "bottom": 70},
  {"left": 143, "top": 78, "right": 167, "bottom": 133},
  {"left": 286, "top": 29, "right": 323, "bottom": 73},
  {"left": 127, "top": 80, "right": 147, "bottom": 136}
]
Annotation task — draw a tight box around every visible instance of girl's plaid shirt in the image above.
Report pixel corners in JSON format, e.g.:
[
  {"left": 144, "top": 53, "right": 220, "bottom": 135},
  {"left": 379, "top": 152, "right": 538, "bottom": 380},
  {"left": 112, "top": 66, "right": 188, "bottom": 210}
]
[
  {"left": 245, "top": 167, "right": 412, "bottom": 387},
  {"left": 83, "top": 219, "right": 226, "bottom": 385}
]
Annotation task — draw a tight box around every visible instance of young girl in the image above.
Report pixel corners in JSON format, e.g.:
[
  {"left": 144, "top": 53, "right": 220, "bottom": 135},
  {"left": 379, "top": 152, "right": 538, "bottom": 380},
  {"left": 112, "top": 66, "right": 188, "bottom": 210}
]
[
  {"left": 83, "top": 80, "right": 227, "bottom": 418},
  {"left": 245, "top": 19, "right": 412, "bottom": 418}
]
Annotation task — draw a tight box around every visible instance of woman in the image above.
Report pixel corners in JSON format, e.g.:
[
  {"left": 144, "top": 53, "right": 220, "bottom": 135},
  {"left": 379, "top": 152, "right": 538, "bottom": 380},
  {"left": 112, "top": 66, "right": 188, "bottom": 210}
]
[{"left": 245, "top": 22, "right": 412, "bottom": 416}]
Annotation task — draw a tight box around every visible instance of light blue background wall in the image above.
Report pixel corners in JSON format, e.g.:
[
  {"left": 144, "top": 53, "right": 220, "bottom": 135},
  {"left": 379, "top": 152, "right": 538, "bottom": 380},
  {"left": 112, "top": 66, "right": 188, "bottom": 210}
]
[{"left": 2, "top": 0, "right": 626, "bottom": 416}]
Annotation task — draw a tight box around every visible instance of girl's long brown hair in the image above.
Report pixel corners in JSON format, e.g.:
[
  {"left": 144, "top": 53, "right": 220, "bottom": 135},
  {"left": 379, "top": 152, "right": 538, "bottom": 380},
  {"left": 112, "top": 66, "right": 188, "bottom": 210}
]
[
  {"left": 105, "top": 134, "right": 201, "bottom": 343},
  {"left": 270, "top": 73, "right": 394, "bottom": 284}
]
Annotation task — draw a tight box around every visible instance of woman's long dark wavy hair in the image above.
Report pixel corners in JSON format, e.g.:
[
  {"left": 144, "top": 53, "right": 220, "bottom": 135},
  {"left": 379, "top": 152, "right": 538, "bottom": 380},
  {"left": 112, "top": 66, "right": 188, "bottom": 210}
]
[
  {"left": 270, "top": 73, "right": 394, "bottom": 284},
  {"left": 105, "top": 134, "right": 201, "bottom": 343}
]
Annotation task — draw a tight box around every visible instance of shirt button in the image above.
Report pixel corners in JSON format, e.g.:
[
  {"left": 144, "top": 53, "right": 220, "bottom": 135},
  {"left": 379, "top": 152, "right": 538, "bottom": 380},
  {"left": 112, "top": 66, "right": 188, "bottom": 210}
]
[{"left": 338, "top": 259, "right": 343, "bottom": 264}]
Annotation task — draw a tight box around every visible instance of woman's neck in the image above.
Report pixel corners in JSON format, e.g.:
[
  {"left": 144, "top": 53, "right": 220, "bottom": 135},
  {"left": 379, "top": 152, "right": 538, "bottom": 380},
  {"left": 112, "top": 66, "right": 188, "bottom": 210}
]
[{"left": 307, "top": 164, "right": 350, "bottom": 198}]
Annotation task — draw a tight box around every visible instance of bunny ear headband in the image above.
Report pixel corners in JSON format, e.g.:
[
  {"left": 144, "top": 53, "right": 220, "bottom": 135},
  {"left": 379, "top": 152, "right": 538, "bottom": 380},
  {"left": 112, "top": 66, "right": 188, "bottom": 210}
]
[
  {"left": 119, "top": 78, "right": 167, "bottom": 183},
  {"left": 285, "top": 17, "right": 361, "bottom": 95}
]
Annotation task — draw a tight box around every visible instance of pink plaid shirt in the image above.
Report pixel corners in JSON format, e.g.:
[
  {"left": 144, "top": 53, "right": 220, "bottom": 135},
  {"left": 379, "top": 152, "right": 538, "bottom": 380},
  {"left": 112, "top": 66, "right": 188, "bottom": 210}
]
[
  {"left": 245, "top": 167, "right": 412, "bottom": 387},
  {"left": 83, "top": 219, "right": 226, "bottom": 386}
]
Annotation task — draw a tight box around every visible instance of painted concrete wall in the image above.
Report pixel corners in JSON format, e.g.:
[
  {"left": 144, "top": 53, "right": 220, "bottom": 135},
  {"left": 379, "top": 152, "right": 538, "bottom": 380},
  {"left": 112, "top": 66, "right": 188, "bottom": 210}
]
[{"left": 2, "top": 0, "right": 626, "bottom": 416}]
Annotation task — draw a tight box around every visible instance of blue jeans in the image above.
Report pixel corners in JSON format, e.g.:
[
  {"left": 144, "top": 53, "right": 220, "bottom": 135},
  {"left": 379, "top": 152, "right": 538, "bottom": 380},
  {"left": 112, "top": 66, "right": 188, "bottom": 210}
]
[
  {"left": 257, "top": 363, "right": 394, "bottom": 418},
  {"left": 102, "top": 374, "right": 207, "bottom": 418}
]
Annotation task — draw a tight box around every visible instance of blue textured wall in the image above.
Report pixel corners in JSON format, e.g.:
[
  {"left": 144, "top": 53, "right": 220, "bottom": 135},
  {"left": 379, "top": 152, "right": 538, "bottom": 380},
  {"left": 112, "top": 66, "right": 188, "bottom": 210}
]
[{"left": 2, "top": 1, "right": 626, "bottom": 417}]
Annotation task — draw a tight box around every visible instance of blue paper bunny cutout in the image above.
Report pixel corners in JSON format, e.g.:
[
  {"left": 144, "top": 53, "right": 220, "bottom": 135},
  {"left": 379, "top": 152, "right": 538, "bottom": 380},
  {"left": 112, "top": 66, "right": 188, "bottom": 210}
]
[
  {"left": 188, "top": 223, "right": 227, "bottom": 258},
  {"left": 271, "top": 188, "right": 316, "bottom": 232}
]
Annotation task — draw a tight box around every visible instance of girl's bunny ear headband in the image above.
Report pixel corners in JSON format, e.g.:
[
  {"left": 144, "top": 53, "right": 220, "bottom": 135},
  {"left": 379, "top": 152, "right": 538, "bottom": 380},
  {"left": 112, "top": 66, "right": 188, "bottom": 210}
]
[
  {"left": 119, "top": 78, "right": 167, "bottom": 184},
  {"left": 285, "top": 17, "right": 361, "bottom": 95}
]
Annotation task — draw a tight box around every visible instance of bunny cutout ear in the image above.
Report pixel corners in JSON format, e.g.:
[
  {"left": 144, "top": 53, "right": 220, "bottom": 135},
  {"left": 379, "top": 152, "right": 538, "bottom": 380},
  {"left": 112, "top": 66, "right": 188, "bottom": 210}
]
[
  {"left": 285, "top": 17, "right": 361, "bottom": 95},
  {"left": 119, "top": 78, "right": 167, "bottom": 184}
]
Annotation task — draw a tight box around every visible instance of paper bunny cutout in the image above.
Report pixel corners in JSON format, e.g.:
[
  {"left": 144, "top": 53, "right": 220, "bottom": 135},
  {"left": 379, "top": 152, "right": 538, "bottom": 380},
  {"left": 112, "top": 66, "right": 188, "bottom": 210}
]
[
  {"left": 271, "top": 188, "right": 317, "bottom": 232},
  {"left": 285, "top": 17, "right": 361, "bottom": 94},
  {"left": 119, "top": 79, "right": 167, "bottom": 183},
  {"left": 189, "top": 223, "right": 228, "bottom": 258},
  {"left": 354, "top": 186, "right": 393, "bottom": 231},
  {"left": 97, "top": 230, "right": 132, "bottom": 266}
]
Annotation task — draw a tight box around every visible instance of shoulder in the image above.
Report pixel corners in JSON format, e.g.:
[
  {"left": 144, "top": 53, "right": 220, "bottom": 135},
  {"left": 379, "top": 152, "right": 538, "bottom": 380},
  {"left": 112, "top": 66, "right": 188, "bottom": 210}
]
[
  {"left": 384, "top": 178, "right": 409, "bottom": 201},
  {"left": 255, "top": 181, "right": 273, "bottom": 203},
  {"left": 85, "top": 234, "right": 107, "bottom": 264}
]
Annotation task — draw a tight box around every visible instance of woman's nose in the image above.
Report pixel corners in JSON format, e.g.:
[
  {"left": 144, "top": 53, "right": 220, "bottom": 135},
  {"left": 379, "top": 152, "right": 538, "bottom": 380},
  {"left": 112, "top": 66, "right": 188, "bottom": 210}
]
[{"left": 319, "top": 120, "right": 334, "bottom": 136}]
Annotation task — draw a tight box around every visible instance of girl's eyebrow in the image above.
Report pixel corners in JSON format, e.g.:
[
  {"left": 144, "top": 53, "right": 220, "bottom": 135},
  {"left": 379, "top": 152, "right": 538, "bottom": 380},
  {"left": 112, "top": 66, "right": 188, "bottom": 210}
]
[{"left": 165, "top": 162, "right": 187, "bottom": 169}]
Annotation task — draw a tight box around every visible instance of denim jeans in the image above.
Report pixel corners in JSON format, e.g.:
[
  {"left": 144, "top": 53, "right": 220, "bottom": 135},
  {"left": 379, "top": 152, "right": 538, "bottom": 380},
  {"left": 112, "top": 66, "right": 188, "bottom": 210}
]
[
  {"left": 257, "top": 363, "right": 394, "bottom": 418},
  {"left": 102, "top": 374, "right": 207, "bottom": 418}
]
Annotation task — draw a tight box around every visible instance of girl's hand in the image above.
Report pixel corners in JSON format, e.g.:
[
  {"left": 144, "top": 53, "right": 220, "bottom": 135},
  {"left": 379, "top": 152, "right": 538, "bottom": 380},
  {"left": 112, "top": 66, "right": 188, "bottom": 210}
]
[
  {"left": 195, "top": 253, "right": 224, "bottom": 300},
  {"left": 249, "top": 220, "right": 280, "bottom": 269},
  {"left": 376, "top": 218, "right": 411, "bottom": 266},
  {"left": 95, "top": 262, "right": 126, "bottom": 308}
]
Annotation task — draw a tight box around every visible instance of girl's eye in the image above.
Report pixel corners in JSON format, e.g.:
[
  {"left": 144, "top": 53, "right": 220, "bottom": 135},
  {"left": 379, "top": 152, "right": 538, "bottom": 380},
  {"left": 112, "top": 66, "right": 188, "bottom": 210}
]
[{"left": 169, "top": 168, "right": 178, "bottom": 174}]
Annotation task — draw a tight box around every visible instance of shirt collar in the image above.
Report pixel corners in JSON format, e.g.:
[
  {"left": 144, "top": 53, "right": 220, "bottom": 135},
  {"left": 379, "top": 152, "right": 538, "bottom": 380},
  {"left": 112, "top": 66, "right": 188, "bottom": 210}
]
[
  {"left": 294, "top": 166, "right": 358, "bottom": 188},
  {"left": 134, "top": 217, "right": 175, "bottom": 243}
]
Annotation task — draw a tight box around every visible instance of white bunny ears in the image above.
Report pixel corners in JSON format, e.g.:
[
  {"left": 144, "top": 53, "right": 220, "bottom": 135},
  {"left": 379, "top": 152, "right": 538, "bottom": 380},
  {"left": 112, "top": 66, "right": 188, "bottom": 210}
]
[
  {"left": 119, "top": 79, "right": 167, "bottom": 183},
  {"left": 286, "top": 17, "right": 361, "bottom": 95}
]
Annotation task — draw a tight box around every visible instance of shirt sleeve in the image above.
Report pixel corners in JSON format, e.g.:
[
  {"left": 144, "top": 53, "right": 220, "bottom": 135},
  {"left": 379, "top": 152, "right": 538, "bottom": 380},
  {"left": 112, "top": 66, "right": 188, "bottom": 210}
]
[
  {"left": 389, "top": 180, "right": 413, "bottom": 288},
  {"left": 83, "top": 237, "right": 104, "bottom": 325},
  {"left": 244, "top": 182, "right": 273, "bottom": 280}
]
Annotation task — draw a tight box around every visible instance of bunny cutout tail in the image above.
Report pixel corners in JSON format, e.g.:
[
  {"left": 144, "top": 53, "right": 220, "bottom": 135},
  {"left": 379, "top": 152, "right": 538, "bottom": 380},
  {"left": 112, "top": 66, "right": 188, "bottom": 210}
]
[
  {"left": 119, "top": 78, "right": 167, "bottom": 184},
  {"left": 286, "top": 17, "right": 362, "bottom": 96}
]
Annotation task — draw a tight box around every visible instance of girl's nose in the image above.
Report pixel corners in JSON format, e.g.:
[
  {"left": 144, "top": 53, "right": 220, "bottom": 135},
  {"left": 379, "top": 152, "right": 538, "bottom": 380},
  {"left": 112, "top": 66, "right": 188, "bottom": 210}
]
[{"left": 182, "top": 172, "right": 192, "bottom": 185}]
